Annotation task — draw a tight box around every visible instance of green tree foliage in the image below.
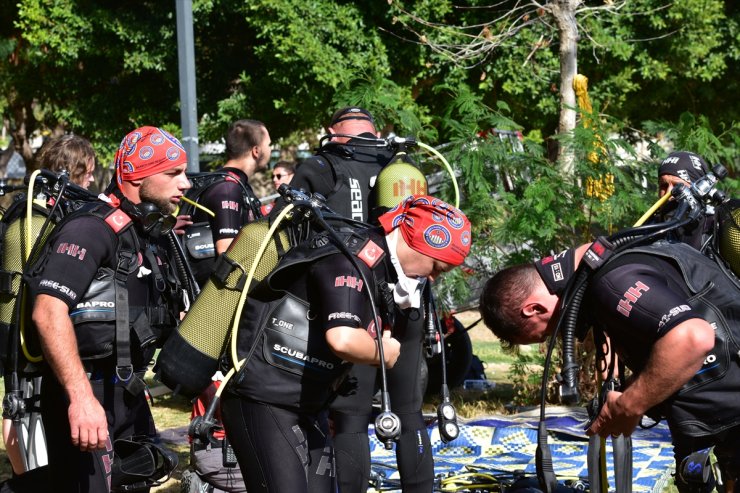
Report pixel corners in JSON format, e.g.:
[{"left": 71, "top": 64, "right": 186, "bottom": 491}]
[
  {"left": 2, "top": 0, "right": 737, "bottom": 162},
  {"left": 199, "top": 0, "right": 394, "bottom": 141},
  {"left": 388, "top": 0, "right": 739, "bottom": 134},
  {"left": 1, "top": 0, "right": 189, "bottom": 162}
]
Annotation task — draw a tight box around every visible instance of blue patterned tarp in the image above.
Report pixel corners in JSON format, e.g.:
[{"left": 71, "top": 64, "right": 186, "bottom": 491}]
[{"left": 369, "top": 406, "right": 675, "bottom": 492}]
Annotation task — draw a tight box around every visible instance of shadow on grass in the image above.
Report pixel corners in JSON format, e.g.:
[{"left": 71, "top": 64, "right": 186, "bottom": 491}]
[{"left": 423, "top": 382, "right": 516, "bottom": 419}]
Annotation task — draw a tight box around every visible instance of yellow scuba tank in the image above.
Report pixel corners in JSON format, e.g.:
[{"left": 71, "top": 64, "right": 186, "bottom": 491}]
[
  {"left": 0, "top": 205, "right": 49, "bottom": 326},
  {"left": 0, "top": 198, "right": 56, "bottom": 364},
  {"left": 372, "top": 158, "right": 428, "bottom": 210},
  {"left": 717, "top": 199, "right": 740, "bottom": 278},
  {"left": 156, "top": 218, "right": 290, "bottom": 397},
  {"left": 372, "top": 137, "right": 460, "bottom": 211}
]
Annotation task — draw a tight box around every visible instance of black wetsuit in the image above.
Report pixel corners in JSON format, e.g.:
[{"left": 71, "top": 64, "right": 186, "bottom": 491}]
[
  {"left": 27, "top": 208, "right": 179, "bottom": 492},
  {"left": 537, "top": 241, "right": 740, "bottom": 492},
  {"left": 221, "top": 231, "right": 392, "bottom": 493},
  {"left": 289, "top": 136, "right": 433, "bottom": 492},
  {"left": 330, "top": 303, "right": 434, "bottom": 493},
  {"left": 290, "top": 136, "right": 433, "bottom": 492}
]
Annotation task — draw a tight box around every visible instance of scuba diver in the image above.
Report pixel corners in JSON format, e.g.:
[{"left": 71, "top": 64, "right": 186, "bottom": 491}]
[
  {"left": 331, "top": 159, "right": 462, "bottom": 492},
  {"left": 284, "top": 106, "right": 394, "bottom": 221},
  {"left": 181, "top": 119, "right": 267, "bottom": 287},
  {"left": 1, "top": 134, "right": 97, "bottom": 492},
  {"left": 219, "top": 194, "right": 472, "bottom": 493},
  {"left": 23, "top": 126, "right": 188, "bottom": 492},
  {"left": 479, "top": 194, "right": 740, "bottom": 492}
]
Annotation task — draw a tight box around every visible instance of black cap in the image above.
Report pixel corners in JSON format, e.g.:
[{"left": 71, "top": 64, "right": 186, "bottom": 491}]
[
  {"left": 330, "top": 107, "right": 375, "bottom": 126},
  {"left": 658, "top": 151, "right": 709, "bottom": 183}
]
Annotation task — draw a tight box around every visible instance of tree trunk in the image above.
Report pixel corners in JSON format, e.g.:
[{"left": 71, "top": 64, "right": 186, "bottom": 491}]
[
  {"left": 11, "top": 100, "right": 36, "bottom": 165},
  {"left": 550, "top": 0, "right": 581, "bottom": 175}
]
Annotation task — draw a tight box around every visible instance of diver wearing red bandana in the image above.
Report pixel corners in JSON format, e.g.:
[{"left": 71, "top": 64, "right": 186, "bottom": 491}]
[
  {"left": 331, "top": 195, "right": 472, "bottom": 493},
  {"left": 27, "top": 126, "right": 190, "bottom": 492},
  {"left": 220, "top": 194, "right": 472, "bottom": 493}
]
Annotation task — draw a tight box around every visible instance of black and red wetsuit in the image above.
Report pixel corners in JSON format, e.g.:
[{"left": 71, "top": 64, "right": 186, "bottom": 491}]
[
  {"left": 537, "top": 241, "right": 740, "bottom": 492},
  {"left": 221, "top": 229, "right": 392, "bottom": 493}
]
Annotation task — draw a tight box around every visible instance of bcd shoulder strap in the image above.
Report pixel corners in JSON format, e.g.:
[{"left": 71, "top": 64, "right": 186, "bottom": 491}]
[
  {"left": 185, "top": 170, "right": 263, "bottom": 220},
  {"left": 84, "top": 204, "right": 147, "bottom": 394}
]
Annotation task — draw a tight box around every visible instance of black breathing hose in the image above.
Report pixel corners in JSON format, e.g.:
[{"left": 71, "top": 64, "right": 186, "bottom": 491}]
[
  {"left": 279, "top": 185, "right": 401, "bottom": 449},
  {"left": 166, "top": 231, "right": 200, "bottom": 302},
  {"left": 427, "top": 283, "right": 460, "bottom": 443}
]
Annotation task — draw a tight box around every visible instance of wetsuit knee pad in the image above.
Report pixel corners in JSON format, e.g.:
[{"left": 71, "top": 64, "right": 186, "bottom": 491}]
[
  {"left": 395, "top": 432, "right": 434, "bottom": 492},
  {"left": 333, "top": 432, "right": 371, "bottom": 493},
  {"left": 676, "top": 448, "right": 716, "bottom": 493},
  {"left": 395, "top": 412, "right": 434, "bottom": 493}
]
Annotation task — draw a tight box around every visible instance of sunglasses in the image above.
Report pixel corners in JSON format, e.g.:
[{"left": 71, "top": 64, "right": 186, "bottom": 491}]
[{"left": 273, "top": 173, "right": 293, "bottom": 180}]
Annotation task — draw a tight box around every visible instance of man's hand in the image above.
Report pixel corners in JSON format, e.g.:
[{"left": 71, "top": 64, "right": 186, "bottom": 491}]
[
  {"left": 587, "top": 318, "right": 714, "bottom": 439},
  {"left": 33, "top": 294, "right": 110, "bottom": 451},
  {"left": 68, "top": 392, "right": 109, "bottom": 451},
  {"left": 586, "top": 391, "right": 642, "bottom": 438},
  {"left": 381, "top": 330, "right": 401, "bottom": 368},
  {"left": 326, "top": 325, "right": 400, "bottom": 366},
  {"left": 173, "top": 214, "right": 193, "bottom": 235}
]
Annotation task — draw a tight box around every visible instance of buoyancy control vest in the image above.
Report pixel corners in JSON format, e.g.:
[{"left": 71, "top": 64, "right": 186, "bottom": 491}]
[
  {"left": 305, "top": 140, "right": 392, "bottom": 222},
  {"left": 24, "top": 202, "right": 182, "bottom": 386},
  {"left": 228, "top": 226, "right": 394, "bottom": 412},
  {"left": 594, "top": 241, "right": 740, "bottom": 437},
  {"left": 183, "top": 169, "right": 263, "bottom": 286}
]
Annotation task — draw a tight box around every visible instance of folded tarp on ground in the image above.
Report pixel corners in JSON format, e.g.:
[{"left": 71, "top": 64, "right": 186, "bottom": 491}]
[{"left": 369, "top": 406, "right": 675, "bottom": 492}]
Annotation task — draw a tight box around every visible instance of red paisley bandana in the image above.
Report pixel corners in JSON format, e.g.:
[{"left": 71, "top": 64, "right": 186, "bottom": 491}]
[
  {"left": 378, "top": 195, "right": 471, "bottom": 266},
  {"left": 114, "top": 126, "right": 187, "bottom": 184}
]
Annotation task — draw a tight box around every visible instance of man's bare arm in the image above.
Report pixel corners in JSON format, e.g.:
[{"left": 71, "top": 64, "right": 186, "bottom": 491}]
[
  {"left": 326, "top": 326, "right": 400, "bottom": 367},
  {"left": 587, "top": 318, "right": 714, "bottom": 437},
  {"left": 33, "top": 294, "right": 108, "bottom": 451}
]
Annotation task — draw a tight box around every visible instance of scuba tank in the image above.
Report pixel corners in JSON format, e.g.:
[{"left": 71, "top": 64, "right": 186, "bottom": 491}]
[
  {"left": 0, "top": 200, "right": 53, "bottom": 355},
  {"left": 716, "top": 198, "right": 740, "bottom": 279},
  {"left": 156, "top": 218, "right": 291, "bottom": 398},
  {"left": 372, "top": 159, "right": 427, "bottom": 209}
]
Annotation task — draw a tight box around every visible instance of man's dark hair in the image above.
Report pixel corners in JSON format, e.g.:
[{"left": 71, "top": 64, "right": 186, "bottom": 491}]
[
  {"left": 479, "top": 263, "right": 539, "bottom": 346},
  {"left": 226, "top": 119, "right": 266, "bottom": 161}
]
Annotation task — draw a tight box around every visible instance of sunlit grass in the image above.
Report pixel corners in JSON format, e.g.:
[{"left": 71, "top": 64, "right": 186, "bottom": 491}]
[{"left": 470, "top": 340, "right": 518, "bottom": 367}]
